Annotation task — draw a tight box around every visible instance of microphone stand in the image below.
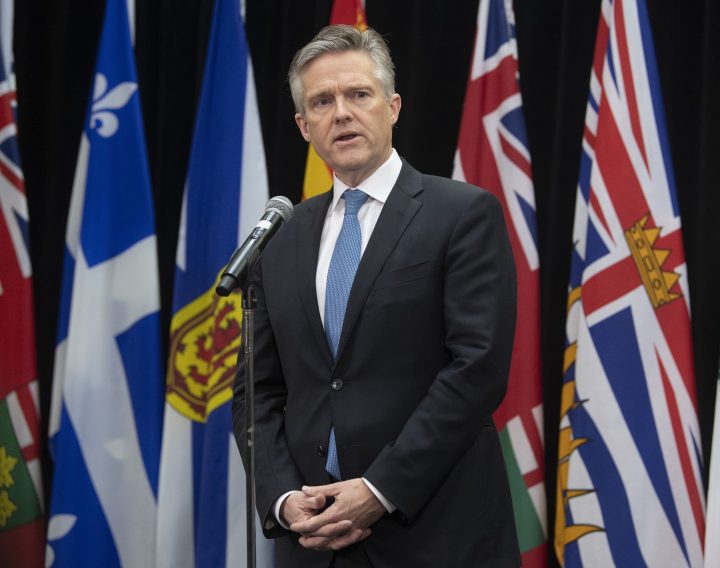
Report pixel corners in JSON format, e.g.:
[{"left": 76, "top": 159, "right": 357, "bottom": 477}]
[
  {"left": 241, "top": 280, "right": 257, "bottom": 568},
  {"left": 218, "top": 266, "right": 259, "bottom": 567}
]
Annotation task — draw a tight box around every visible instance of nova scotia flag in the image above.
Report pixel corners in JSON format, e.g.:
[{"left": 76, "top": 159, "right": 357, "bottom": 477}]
[
  {"left": 46, "top": 0, "right": 164, "bottom": 565},
  {"left": 155, "top": 1, "right": 272, "bottom": 565}
]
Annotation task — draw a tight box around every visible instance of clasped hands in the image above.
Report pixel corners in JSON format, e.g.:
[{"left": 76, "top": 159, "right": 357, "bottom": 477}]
[{"left": 280, "top": 478, "right": 385, "bottom": 551}]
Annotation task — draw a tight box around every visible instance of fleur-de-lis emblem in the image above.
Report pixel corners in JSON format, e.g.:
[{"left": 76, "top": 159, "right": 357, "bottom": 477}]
[
  {"left": 90, "top": 73, "right": 137, "bottom": 138},
  {"left": 45, "top": 514, "right": 77, "bottom": 567}
]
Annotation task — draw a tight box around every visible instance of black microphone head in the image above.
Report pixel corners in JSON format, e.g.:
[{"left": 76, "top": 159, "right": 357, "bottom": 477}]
[{"left": 265, "top": 196, "right": 293, "bottom": 222}]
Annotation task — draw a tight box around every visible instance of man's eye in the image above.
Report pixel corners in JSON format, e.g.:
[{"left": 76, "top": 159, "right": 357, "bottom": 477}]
[
  {"left": 314, "top": 97, "right": 330, "bottom": 107},
  {"left": 355, "top": 91, "right": 369, "bottom": 99}
]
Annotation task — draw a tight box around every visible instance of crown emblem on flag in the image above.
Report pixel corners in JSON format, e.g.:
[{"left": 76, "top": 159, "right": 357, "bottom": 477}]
[
  {"left": 166, "top": 283, "right": 242, "bottom": 422},
  {"left": 624, "top": 214, "right": 681, "bottom": 309}
]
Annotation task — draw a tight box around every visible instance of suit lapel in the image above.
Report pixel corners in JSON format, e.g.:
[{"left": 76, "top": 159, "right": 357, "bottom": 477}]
[
  {"left": 335, "top": 162, "right": 424, "bottom": 363},
  {"left": 296, "top": 191, "right": 334, "bottom": 365}
]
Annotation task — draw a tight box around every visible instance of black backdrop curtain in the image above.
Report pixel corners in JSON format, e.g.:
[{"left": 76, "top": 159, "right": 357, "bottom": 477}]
[{"left": 13, "top": 1, "right": 720, "bottom": 564}]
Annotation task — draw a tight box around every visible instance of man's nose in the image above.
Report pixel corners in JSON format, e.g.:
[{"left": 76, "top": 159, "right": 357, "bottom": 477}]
[{"left": 334, "top": 97, "right": 352, "bottom": 123}]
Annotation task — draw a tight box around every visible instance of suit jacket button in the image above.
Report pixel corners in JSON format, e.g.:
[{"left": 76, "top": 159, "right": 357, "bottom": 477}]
[
  {"left": 331, "top": 378, "right": 344, "bottom": 391},
  {"left": 317, "top": 445, "right": 327, "bottom": 456}
]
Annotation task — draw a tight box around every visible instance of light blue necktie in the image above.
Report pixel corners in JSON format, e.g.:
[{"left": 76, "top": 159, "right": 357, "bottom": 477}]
[{"left": 324, "top": 189, "right": 368, "bottom": 479}]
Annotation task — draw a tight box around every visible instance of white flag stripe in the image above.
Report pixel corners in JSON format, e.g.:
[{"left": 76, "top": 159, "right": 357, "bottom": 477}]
[
  {"left": 175, "top": 186, "right": 188, "bottom": 272},
  {"left": 29, "top": 379, "right": 39, "bottom": 412},
  {"left": 225, "top": 432, "right": 273, "bottom": 568},
  {"left": 603, "top": 18, "right": 677, "bottom": 231},
  {"left": 49, "top": 134, "right": 90, "bottom": 441},
  {"left": 635, "top": 300, "right": 704, "bottom": 566},
  {"left": 622, "top": 0, "right": 674, "bottom": 218},
  {"left": 156, "top": 406, "right": 195, "bottom": 568},
  {"left": 585, "top": 103, "right": 599, "bottom": 137},
  {"left": 470, "top": 0, "right": 512, "bottom": 80},
  {"left": 532, "top": 404, "right": 544, "bottom": 445},
  {"left": 451, "top": 149, "right": 467, "bottom": 184},
  {"left": 528, "top": 482, "right": 547, "bottom": 536},
  {"left": 566, "top": 445, "right": 615, "bottom": 566},
  {"left": 0, "top": 0, "right": 12, "bottom": 82},
  {"left": 586, "top": 166, "right": 627, "bottom": 255},
  {"left": 0, "top": 131, "right": 22, "bottom": 179},
  {"left": 483, "top": 96, "right": 539, "bottom": 270},
  {"left": 507, "top": 416, "right": 538, "bottom": 475},
  {"left": 238, "top": 59, "right": 269, "bottom": 242},
  {"left": 588, "top": 69, "right": 601, "bottom": 117},
  {"left": 6, "top": 390, "right": 32, "bottom": 448},
  {"left": 63, "top": 135, "right": 90, "bottom": 259},
  {"left": 49, "top": 341, "right": 66, "bottom": 440},
  {"left": 226, "top": 432, "right": 244, "bottom": 568},
  {"left": 705, "top": 379, "right": 720, "bottom": 567},
  {"left": 26, "top": 458, "right": 44, "bottom": 509},
  {"left": 0, "top": 171, "right": 31, "bottom": 278},
  {"left": 62, "top": 235, "right": 159, "bottom": 567},
  {"left": 498, "top": 117, "right": 532, "bottom": 162}
]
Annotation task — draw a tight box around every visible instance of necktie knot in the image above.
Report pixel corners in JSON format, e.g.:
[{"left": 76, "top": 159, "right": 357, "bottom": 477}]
[{"left": 342, "top": 189, "right": 368, "bottom": 216}]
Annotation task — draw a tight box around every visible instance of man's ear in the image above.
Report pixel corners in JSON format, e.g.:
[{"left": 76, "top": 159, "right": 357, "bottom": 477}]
[
  {"left": 389, "top": 94, "right": 401, "bottom": 125},
  {"left": 295, "top": 113, "right": 311, "bottom": 142}
]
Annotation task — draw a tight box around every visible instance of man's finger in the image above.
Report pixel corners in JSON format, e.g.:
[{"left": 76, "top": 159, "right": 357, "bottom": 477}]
[
  {"left": 299, "top": 527, "right": 371, "bottom": 551},
  {"left": 300, "top": 492, "right": 326, "bottom": 509},
  {"left": 325, "top": 528, "right": 372, "bottom": 551},
  {"left": 302, "top": 483, "right": 340, "bottom": 497},
  {"left": 298, "top": 520, "right": 353, "bottom": 539},
  {"left": 291, "top": 511, "right": 346, "bottom": 534}
]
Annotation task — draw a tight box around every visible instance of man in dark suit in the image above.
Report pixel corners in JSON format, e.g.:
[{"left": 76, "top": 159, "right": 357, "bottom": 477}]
[{"left": 233, "top": 24, "right": 520, "bottom": 567}]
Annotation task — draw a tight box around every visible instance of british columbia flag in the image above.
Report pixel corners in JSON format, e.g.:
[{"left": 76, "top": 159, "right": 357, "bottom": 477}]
[
  {"left": 0, "top": 2, "right": 45, "bottom": 564},
  {"left": 555, "top": 0, "right": 704, "bottom": 566},
  {"left": 453, "top": 0, "right": 546, "bottom": 565}
]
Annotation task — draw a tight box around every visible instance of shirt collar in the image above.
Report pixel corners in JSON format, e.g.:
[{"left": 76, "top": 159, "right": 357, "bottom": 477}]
[{"left": 329, "top": 149, "right": 402, "bottom": 214}]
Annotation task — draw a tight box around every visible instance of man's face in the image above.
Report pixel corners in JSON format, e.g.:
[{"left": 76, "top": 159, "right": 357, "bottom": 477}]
[{"left": 295, "top": 50, "right": 401, "bottom": 188}]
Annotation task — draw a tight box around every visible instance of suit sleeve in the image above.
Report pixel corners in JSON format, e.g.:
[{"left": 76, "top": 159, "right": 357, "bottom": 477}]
[
  {"left": 232, "top": 256, "right": 304, "bottom": 538},
  {"left": 363, "top": 189, "right": 517, "bottom": 522}
]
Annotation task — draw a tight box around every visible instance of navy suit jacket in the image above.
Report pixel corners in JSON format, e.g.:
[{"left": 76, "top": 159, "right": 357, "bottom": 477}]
[{"left": 233, "top": 160, "right": 520, "bottom": 567}]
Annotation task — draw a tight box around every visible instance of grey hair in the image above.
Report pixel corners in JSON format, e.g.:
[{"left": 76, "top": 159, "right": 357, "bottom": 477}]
[{"left": 288, "top": 24, "right": 396, "bottom": 114}]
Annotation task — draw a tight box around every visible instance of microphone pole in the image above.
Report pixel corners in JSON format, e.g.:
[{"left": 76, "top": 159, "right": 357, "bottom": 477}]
[
  {"left": 243, "top": 283, "right": 257, "bottom": 568},
  {"left": 216, "top": 196, "right": 292, "bottom": 568}
]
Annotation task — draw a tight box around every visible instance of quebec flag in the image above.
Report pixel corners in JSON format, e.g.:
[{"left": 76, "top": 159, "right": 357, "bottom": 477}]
[
  {"left": 46, "top": 0, "right": 164, "bottom": 565},
  {"left": 155, "top": 0, "right": 272, "bottom": 566}
]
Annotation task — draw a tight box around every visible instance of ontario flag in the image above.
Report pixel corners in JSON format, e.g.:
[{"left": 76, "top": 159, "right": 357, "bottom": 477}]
[
  {"left": 155, "top": 0, "right": 272, "bottom": 566},
  {"left": 453, "top": 0, "right": 546, "bottom": 564},
  {"left": 0, "top": 1, "right": 44, "bottom": 565},
  {"left": 300, "top": 0, "right": 366, "bottom": 201},
  {"left": 555, "top": 0, "right": 704, "bottom": 566}
]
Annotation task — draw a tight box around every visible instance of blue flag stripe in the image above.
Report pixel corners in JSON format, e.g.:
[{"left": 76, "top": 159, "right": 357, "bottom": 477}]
[{"left": 174, "top": 0, "right": 249, "bottom": 308}]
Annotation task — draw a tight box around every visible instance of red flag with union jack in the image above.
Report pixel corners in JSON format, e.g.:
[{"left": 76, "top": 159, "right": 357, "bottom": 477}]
[
  {"left": 0, "top": 13, "right": 45, "bottom": 567},
  {"left": 453, "top": 0, "right": 546, "bottom": 565},
  {"left": 555, "top": 0, "right": 704, "bottom": 566}
]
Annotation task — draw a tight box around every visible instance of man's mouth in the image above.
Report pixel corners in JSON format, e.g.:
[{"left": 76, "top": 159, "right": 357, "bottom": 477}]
[{"left": 335, "top": 132, "right": 359, "bottom": 143}]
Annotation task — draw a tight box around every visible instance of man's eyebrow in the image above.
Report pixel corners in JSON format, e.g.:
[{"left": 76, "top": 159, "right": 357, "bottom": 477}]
[{"left": 344, "top": 81, "right": 375, "bottom": 91}]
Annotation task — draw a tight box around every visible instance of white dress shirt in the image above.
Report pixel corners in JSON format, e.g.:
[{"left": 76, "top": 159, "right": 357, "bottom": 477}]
[
  {"left": 315, "top": 149, "right": 402, "bottom": 324},
  {"left": 273, "top": 150, "right": 402, "bottom": 528}
]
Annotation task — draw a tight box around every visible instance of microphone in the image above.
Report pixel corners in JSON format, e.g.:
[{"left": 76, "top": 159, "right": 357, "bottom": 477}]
[{"left": 215, "top": 196, "right": 294, "bottom": 296}]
